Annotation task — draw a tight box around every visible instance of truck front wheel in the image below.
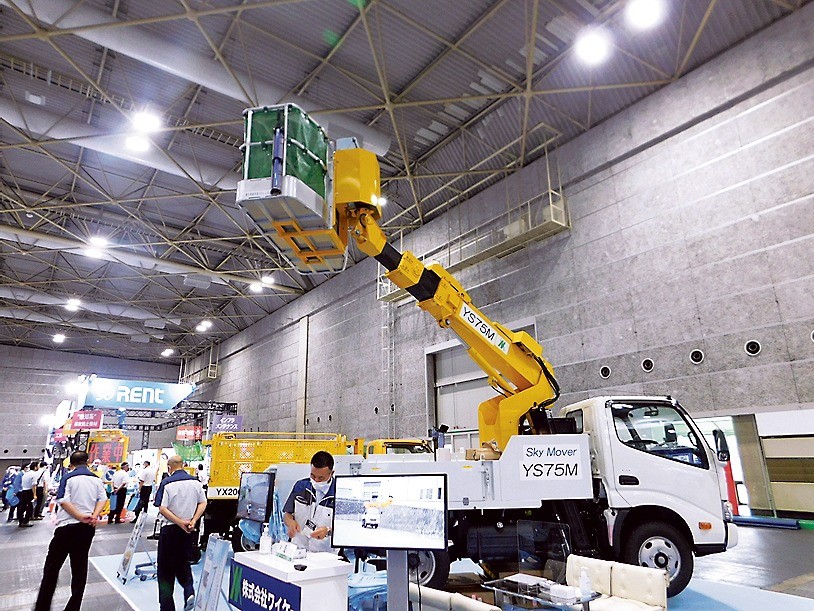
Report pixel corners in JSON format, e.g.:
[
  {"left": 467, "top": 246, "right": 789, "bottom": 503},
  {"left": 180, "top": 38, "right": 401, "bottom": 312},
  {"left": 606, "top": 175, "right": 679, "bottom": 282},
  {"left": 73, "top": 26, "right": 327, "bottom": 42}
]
[
  {"left": 622, "top": 522, "right": 692, "bottom": 597},
  {"left": 407, "top": 550, "right": 450, "bottom": 590}
]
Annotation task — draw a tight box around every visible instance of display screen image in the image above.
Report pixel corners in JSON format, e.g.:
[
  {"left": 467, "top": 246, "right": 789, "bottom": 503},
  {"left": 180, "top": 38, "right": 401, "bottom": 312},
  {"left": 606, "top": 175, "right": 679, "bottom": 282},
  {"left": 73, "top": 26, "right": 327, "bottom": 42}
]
[
  {"left": 235, "top": 471, "right": 276, "bottom": 523},
  {"left": 331, "top": 473, "right": 447, "bottom": 550},
  {"left": 87, "top": 440, "right": 125, "bottom": 465}
]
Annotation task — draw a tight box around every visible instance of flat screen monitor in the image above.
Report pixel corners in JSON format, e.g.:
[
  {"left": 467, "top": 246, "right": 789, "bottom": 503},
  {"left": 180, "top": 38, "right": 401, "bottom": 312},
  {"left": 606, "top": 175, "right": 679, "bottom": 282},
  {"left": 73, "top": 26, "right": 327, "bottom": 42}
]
[
  {"left": 331, "top": 473, "right": 448, "bottom": 550},
  {"left": 235, "top": 471, "right": 276, "bottom": 523}
]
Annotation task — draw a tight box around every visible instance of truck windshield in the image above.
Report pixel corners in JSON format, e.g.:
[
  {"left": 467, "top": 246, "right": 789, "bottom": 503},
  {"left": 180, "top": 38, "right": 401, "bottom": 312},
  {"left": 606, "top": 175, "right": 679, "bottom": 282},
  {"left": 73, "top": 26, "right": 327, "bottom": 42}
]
[{"left": 611, "top": 403, "right": 709, "bottom": 469}]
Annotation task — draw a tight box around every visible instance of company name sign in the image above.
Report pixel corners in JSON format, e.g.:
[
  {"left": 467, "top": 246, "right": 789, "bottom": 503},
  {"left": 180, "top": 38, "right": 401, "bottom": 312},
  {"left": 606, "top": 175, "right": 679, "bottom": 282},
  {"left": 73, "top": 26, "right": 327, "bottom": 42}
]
[{"left": 82, "top": 378, "right": 194, "bottom": 410}]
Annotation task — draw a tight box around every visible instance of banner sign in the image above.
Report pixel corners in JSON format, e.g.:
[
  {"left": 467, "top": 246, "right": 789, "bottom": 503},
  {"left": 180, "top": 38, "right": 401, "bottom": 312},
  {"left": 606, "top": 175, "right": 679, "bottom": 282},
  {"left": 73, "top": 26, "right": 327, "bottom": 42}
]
[
  {"left": 80, "top": 378, "right": 194, "bottom": 411},
  {"left": 229, "top": 561, "right": 301, "bottom": 611},
  {"left": 212, "top": 414, "right": 243, "bottom": 433},
  {"left": 195, "top": 535, "right": 233, "bottom": 611},
  {"left": 69, "top": 409, "right": 103, "bottom": 430},
  {"left": 52, "top": 428, "right": 67, "bottom": 443},
  {"left": 177, "top": 425, "right": 203, "bottom": 441}
]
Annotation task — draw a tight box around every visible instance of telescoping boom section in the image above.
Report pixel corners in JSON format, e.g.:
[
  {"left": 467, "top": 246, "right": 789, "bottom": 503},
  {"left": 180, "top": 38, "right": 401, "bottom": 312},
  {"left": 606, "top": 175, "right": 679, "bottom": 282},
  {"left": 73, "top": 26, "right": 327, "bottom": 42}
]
[
  {"left": 235, "top": 104, "right": 559, "bottom": 452},
  {"left": 333, "top": 148, "right": 559, "bottom": 452}
]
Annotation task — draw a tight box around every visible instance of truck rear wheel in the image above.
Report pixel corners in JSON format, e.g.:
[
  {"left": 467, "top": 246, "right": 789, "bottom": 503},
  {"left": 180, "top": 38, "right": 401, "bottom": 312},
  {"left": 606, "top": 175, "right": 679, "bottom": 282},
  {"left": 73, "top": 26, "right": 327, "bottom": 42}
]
[
  {"left": 407, "top": 550, "right": 450, "bottom": 590},
  {"left": 622, "top": 522, "right": 692, "bottom": 597}
]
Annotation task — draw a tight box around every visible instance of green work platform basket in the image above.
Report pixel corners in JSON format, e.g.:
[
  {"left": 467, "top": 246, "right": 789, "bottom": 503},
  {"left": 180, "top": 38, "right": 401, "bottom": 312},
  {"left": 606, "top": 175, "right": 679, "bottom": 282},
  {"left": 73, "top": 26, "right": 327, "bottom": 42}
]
[{"left": 237, "top": 104, "right": 346, "bottom": 274}]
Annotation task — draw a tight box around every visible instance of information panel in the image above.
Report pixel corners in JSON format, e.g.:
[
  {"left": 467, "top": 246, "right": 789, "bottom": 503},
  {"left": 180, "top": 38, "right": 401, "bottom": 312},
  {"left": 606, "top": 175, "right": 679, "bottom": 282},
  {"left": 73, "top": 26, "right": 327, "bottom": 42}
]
[{"left": 229, "top": 561, "right": 301, "bottom": 611}]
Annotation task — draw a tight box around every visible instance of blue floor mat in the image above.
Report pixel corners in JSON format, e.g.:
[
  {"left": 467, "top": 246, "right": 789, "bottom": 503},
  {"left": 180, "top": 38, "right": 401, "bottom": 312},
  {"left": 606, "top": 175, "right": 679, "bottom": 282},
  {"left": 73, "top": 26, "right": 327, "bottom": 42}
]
[
  {"left": 90, "top": 551, "right": 231, "bottom": 610},
  {"left": 670, "top": 578, "right": 814, "bottom": 611}
]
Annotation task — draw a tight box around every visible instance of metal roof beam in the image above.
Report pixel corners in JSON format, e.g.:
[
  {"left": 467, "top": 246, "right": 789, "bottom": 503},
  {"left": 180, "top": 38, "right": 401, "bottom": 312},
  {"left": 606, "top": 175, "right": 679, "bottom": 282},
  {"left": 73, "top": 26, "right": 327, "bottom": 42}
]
[{"left": 0, "top": 0, "right": 390, "bottom": 155}]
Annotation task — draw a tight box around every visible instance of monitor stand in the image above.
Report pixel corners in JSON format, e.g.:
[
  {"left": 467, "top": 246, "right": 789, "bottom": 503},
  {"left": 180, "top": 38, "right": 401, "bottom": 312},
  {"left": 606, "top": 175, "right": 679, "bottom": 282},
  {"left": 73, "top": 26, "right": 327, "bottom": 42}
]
[{"left": 386, "top": 549, "right": 408, "bottom": 609}]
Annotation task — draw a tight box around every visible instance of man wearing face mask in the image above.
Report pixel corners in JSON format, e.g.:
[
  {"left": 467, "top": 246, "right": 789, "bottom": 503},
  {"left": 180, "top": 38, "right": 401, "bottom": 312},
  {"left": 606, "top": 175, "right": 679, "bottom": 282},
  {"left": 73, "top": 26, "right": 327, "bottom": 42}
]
[{"left": 282, "top": 451, "right": 336, "bottom": 553}]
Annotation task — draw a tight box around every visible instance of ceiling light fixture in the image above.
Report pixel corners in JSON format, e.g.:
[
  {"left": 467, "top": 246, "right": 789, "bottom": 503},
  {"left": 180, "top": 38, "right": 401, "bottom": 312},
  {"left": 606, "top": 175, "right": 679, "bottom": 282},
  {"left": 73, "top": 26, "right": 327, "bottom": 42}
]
[
  {"left": 249, "top": 282, "right": 263, "bottom": 293},
  {"left": 89, "top": 236, "right": 108, "bottom": 247},
  {"left": 626, "top": 0, "right": 666, "bottom": 30},
  {"left": 161, "top": 348, "right": 174, "bottom": 357},
  {"left": 574, "top": 27, "right": 612, "bottom": 66},
  {"left": 131, "top": 110, "right": 162, "bottom": 133},
  {"left": 201, "top": 320, "right": 212, "bottom": 329},
  {"left": 65, "top": 298, "right": 81, "bottom": 312},
  {"left": 196, "top": 324, "right": 207, "bottom": 332},
  {"left": 83, "top": 248, "right": 104, "bottom": 259},
  {"left": 261, "top": 275, "right": 275, "bottom": 285},
  {"left": 53, "top": 333, "right": 66, "bottom": 344},
  {"left": 125, "top": 135, "right": 150, "bottom": 152}
]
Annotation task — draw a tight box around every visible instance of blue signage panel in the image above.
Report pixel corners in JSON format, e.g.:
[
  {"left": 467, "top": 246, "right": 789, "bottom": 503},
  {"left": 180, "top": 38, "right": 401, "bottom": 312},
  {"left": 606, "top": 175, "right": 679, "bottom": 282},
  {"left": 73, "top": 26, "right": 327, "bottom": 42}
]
[
  {"left": 82, "top": 378, "right": 195, "bottom": 410},
  {"left": 229, "top": 561, "right": 301, "bottom": 611},
  {"left": 212, "top": 414, "right": 243, "bottom": 432}
]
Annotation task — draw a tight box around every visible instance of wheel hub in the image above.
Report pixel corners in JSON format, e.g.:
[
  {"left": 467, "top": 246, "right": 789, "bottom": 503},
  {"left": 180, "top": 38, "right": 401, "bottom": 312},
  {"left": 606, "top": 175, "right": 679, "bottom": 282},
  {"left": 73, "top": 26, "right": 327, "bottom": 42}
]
[
  {"left": 638, "top": 536, "right": 680, "bottom": 578},
  {"left": 408, "top": 551, "right": 436, "bottom": 584}
]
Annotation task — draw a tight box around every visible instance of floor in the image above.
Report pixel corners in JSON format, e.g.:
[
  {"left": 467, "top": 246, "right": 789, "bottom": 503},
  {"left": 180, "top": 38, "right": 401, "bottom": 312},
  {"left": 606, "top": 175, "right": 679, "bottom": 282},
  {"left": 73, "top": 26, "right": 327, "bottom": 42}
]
[{"left": 1, "top": 507, "right": 813, "bottom": 610}]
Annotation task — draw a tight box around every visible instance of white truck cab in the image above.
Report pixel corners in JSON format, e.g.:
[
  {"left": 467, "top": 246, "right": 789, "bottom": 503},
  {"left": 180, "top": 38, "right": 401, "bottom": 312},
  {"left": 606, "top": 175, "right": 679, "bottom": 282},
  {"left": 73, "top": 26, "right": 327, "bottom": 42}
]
[{"left": 559, "top": 396, "right": 737, "bottom": 595}]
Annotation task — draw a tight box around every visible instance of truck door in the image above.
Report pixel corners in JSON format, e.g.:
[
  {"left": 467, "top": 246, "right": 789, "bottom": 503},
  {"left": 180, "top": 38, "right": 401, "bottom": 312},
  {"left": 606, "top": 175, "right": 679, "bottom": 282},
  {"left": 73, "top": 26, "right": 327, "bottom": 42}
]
[{"left": 604, "top": 401, "right": 725, "bottom": 541}]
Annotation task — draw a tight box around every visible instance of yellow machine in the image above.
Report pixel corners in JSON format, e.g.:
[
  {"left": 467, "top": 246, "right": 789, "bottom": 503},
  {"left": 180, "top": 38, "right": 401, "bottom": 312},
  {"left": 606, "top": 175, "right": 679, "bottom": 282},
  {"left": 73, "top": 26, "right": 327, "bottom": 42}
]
[
  {"left": 237, "top": 103, "right": 559, "bottom": 453},
  {"left": 58, "top": 428, "right": 129, "bottom": 467},
  {"left": 202, "top": 431, "right": 348, "bottom": 545},
  {"left": 362, "top": 438, "right": 432, "bottom": 457},
  {"left": 205, "top": 431, "right": 348, "bottom": 499}
]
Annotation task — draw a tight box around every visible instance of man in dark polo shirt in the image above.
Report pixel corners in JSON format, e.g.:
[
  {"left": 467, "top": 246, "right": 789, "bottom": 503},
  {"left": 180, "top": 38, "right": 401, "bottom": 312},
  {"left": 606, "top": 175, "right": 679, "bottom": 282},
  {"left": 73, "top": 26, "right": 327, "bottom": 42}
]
[
  {"left": 154, "top": 455, "right": 207, "bottom": 611},
  {"left": 34, "top": 451, "right": 106, "bottom": 611}
]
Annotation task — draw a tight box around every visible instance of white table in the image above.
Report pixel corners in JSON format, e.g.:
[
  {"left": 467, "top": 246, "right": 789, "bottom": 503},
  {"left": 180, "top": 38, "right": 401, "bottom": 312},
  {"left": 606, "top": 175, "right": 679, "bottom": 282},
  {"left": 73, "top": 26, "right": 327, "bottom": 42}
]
[{"left": 230, "top": 551, "right": 352, "bottom": 611}]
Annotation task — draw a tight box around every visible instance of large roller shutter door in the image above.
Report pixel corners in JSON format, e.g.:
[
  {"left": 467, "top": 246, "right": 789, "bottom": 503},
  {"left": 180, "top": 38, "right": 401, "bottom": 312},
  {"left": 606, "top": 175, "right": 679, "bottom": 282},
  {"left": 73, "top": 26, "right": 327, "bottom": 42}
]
[{"left": 434, "top": 344, "right": 493, "bottom": 432}]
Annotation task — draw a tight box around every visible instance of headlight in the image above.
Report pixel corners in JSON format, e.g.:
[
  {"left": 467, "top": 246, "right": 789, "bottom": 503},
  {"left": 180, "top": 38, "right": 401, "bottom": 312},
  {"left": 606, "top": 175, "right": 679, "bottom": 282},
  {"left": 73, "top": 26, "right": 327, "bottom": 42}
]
[{"left": 722, "top": 500, "right": 734, "bottom": 522}]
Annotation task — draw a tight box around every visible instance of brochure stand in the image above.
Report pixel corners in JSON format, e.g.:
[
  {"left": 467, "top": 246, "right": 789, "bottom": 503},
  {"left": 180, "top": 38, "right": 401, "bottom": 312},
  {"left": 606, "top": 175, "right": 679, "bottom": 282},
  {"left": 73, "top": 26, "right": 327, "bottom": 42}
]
[
  {"left": 117, "top": 512, "right": 156, "bottom": 583},
  {"left": 195, "top": 535, "right": 233, "bottom": 611}
]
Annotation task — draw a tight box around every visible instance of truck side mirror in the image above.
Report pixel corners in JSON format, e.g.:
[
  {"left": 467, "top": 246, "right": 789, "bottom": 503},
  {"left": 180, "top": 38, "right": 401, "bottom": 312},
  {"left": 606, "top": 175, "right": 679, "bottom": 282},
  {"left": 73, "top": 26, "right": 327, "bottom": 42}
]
[{"left": 712, "top": 429, "right": 730, "bottom": 462}]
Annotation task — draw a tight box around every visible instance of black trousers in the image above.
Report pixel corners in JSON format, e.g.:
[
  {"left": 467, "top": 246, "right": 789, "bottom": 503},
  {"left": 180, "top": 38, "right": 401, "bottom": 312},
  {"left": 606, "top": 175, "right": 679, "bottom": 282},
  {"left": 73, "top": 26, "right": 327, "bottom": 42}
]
[
  {"left": 108, "top": 488, "right": 127, "bottom": 522},
  {"left": 17, "top": 489, "right": 34, "bottom": 524},
  {"left": 158, "top": 524, "right": 195, "bottom": 611},
  {"left": 134, "top": 485, "right": 152, "bottom": 517},
  {"left": 35, "top": 485, "right": 46, "bottom": 516},
  {"left": 34, "top": 522, "right": 95, "bottom": 611}
]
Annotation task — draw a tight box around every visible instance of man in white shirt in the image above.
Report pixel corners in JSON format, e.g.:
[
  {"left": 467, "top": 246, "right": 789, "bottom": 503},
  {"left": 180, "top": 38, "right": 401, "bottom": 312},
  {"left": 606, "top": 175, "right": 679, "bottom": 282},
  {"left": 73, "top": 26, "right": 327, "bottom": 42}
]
[
  {"left": 34, "top": 461, "right": 49, "bottom": 519},
  {"left": 107, "top": 462, "right": 130, "bottom": 524},
  {"left": 18, "top": 461, "right": 38, "bottom": 527},
  {"left": 34, "top": 451, "right": 106, "bottom": 611},
  {"left": 134, "top": 460, "right": 156, "bottom": 518},
  {"left": 154, "top": 455, "right": 207, "bottom": 611}
]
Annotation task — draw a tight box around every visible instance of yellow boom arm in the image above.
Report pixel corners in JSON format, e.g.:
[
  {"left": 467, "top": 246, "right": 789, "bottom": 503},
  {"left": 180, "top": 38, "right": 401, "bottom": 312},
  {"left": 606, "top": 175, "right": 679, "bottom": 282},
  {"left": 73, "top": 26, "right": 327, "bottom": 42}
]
[{"left": 333, "top": 148, "right": 559, "bottom": 451}]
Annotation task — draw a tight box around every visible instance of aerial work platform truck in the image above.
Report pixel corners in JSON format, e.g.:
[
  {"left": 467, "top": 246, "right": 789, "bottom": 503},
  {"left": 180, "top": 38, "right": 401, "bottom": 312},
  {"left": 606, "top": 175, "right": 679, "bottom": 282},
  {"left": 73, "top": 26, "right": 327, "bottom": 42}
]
[{"left": 232, "top": 104, "right": 736, "bottom": 596}]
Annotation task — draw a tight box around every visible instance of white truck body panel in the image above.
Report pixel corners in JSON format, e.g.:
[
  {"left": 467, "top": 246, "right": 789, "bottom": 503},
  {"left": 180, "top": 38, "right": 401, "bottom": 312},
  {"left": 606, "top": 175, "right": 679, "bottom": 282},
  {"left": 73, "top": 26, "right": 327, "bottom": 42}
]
[{"left": 361, "top": 434, "right": 592, "bottom": 510}]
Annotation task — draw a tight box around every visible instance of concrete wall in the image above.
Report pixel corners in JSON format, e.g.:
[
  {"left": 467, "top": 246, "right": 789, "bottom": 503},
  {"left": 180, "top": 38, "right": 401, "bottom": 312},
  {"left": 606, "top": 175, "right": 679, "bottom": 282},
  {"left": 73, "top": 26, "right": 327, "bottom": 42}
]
[
  {"left": 0, "top": 344, "right": 178, "bottom": 461},
  {"left": 195, "top": 5, "right": 814, "bottom": 438}
]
